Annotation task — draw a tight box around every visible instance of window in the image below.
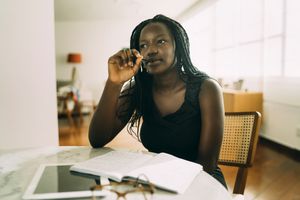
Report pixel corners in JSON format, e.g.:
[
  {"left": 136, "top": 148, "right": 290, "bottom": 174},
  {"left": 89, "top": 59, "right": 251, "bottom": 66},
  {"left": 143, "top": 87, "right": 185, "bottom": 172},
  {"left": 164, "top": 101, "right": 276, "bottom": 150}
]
[
  {"left": 184, "top": 6, "right": 214, "bottom": 74},
  {"left": 181, "top": 0, "right": 300, "bottom": 79},
  {"left": 285, "top": 0, "right": 300, "bottom": 77}
]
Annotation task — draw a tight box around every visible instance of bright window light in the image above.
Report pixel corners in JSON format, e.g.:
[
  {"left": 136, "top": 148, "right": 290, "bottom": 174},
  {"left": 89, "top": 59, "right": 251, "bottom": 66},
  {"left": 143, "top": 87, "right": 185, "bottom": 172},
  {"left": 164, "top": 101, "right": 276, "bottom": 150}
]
[
  {"left": 263, "top": 37, "right": 282, "bottom": 76},
  {"left": 182, "top": 0, "right": 300, "bottom": 78}
]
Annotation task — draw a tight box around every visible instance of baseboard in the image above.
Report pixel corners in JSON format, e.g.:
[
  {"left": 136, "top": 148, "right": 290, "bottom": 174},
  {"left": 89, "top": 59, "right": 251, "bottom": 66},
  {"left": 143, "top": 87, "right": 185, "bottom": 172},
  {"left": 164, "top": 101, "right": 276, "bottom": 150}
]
[{"left": 259, "top": 136, "right": 300, "bottom": 162}]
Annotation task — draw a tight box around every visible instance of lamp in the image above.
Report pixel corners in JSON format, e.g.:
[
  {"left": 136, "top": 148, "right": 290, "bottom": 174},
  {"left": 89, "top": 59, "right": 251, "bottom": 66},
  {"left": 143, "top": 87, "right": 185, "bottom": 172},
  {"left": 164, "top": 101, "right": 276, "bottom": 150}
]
[{"left": 67, "top": 53, "right": 82, "bottom": 86}]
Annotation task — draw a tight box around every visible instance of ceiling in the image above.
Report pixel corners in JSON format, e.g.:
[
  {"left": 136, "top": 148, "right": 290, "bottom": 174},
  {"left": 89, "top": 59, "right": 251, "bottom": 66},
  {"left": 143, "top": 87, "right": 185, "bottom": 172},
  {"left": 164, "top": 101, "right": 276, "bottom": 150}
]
[{"left": 54, "top": 0, "right": 202, "bottom": 21}]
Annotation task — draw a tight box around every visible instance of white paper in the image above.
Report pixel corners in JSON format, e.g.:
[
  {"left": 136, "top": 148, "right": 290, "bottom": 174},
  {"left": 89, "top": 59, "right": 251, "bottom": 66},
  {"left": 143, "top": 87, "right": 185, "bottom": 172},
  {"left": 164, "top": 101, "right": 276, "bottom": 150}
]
[
  {"left": 70, "top": 151, "right": 153, "bottom": 181},
  {"left": 126, "top": 153, "right": 202, "bottom": 194},
  {"left": 70, "top": 150, "right": 202, "bottom": 194}
]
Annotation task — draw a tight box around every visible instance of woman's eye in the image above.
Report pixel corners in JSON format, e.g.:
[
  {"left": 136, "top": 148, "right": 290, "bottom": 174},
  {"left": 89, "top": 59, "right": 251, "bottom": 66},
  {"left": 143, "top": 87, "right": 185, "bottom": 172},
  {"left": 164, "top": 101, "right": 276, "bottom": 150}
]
[
  {"left": 158, "top": 39, "right": 166, "bottom": 45},
  {"left": 139, "top": 44, "right": 147, "bottom": 49}
]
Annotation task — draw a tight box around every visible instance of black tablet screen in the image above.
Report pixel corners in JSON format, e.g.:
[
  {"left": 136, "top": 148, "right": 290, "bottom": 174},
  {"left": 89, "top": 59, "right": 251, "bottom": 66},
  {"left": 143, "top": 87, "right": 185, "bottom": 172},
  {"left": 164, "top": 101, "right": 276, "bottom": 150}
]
[{"left": 34, "top": 165, "right": 99, "bottom": 194}]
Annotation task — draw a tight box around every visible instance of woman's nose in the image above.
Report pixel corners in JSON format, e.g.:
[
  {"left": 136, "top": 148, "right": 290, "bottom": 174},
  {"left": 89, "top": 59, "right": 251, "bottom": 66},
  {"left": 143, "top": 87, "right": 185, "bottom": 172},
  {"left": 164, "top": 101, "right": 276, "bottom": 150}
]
[{"left": 146, "top": 44, "right": 158, "bottom": 56}]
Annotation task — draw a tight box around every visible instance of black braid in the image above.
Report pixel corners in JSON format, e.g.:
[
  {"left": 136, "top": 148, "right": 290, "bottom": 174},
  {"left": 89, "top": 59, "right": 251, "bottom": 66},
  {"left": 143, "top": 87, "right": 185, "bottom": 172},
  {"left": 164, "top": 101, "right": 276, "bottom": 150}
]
[{"left": 119, "top": 14, "right": 208, "bottom": 140}]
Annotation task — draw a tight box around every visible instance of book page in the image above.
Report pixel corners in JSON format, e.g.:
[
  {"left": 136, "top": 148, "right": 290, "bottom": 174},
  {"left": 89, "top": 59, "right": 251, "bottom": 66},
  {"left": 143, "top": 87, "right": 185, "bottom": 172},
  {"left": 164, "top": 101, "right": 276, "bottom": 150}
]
[
  {"left": 70, "top": 151, "right": 153, "bottom": 182},
  {"left": 126, "top": 153, "right": 202, "bottom": 194}
]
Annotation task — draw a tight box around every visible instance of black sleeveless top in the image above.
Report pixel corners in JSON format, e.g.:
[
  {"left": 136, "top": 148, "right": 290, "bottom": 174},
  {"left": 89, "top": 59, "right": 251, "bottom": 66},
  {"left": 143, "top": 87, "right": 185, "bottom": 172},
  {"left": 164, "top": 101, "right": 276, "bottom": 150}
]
[
  {"left": 140, "top": 76, "right": 207, "bottom": 162},
  {"left": 140, "top": 75, "right": 228, "bottom": 188}
]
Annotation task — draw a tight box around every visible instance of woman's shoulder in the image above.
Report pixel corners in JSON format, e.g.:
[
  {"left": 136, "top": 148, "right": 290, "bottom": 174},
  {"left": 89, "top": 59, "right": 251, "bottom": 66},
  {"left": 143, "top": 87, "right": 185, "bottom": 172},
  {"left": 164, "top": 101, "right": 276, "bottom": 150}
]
[
  {"left": 201, "top": 78, "right": 222, "bottom": 92},
  {"left": 198, "top": 78, "right": 223, "bottom": 100},
  {"left": 186, "top": 74, "right": 221, "bottom": 96}
]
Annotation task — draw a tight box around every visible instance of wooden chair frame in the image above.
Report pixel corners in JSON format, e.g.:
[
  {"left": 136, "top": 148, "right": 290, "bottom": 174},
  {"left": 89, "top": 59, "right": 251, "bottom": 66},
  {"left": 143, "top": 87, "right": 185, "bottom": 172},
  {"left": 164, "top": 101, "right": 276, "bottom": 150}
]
[{"left": 218, "top": 111, "right": 262, "bottom": 194}]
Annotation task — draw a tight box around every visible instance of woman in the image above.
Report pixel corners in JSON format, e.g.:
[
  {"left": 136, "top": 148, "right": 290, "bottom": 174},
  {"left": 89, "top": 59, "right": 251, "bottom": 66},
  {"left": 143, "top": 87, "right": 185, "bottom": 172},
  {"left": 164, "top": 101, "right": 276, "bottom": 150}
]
[{"left": 89, "top": 15, "right": 227, "bottom": 188}]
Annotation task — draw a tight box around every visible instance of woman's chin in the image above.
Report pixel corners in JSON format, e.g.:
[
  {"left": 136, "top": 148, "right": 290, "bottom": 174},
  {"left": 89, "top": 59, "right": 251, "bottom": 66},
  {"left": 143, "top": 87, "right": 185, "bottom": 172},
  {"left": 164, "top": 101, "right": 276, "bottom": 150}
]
[
  {"left": 145, "top": 68, "right": 160, "bottom": 75},
  {"left": 148, "top": 64, "right": 178, "bottom": 75}
]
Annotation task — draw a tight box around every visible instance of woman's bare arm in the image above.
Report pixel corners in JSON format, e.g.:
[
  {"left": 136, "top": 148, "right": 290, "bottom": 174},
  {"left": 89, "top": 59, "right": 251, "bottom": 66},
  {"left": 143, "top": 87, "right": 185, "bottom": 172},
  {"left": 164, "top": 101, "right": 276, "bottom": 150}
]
[
  {"left": 89, "top": 80, "right": 129, "bottom": 147},
  {"left": 196, "top": 78, "right": 224, "bottom": 173},
  {"left": 89, "top": 49, "right": 142, "bottom": 148}
]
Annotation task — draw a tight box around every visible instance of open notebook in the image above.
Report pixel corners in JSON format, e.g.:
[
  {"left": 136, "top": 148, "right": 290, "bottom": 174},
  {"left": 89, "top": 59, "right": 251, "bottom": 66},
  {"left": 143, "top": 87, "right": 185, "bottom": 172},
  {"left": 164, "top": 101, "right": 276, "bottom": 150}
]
[{"left": 70, "top": 150, "right": 202, "bottom": 194}]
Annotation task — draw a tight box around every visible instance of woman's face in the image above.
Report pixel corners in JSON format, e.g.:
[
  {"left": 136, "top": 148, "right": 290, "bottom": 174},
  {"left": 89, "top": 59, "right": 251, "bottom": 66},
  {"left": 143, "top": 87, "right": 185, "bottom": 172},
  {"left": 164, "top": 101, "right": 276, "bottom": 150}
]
[{"left": 139, "top": 22, "right": 176, "bottom": 75}]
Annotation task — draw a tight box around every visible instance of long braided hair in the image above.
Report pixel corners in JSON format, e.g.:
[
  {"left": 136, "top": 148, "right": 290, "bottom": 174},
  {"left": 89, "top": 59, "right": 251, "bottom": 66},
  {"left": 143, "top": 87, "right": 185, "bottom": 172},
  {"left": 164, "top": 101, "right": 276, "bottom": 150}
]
[{"left": 119, "top": 14, "right": 207, "bottom": 140}]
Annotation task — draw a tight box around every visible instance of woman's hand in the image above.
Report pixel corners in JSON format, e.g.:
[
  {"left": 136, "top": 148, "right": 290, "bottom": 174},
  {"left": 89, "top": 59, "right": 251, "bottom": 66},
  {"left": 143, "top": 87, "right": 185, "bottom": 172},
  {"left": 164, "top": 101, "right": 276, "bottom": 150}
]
[{"left": 108, "top": 48, "right": 143, "bottom": 84}]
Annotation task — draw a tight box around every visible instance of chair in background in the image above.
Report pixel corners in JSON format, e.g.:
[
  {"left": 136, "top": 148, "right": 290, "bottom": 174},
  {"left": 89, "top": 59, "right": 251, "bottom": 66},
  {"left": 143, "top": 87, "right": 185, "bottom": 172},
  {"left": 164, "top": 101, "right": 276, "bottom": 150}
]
[
  {"left": 57, "top": 90, "right": 83, "bottom": 127},
  {"left": 218, "top": 111, "right": 262, "bottom": 197}
]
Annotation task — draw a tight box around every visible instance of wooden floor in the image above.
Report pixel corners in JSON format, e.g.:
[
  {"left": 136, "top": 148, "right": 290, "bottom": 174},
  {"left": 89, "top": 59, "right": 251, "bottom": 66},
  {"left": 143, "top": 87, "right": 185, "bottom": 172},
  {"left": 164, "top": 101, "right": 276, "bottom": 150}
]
[{"left": 59, "top": 115, "right": 300, "bottom": 200}]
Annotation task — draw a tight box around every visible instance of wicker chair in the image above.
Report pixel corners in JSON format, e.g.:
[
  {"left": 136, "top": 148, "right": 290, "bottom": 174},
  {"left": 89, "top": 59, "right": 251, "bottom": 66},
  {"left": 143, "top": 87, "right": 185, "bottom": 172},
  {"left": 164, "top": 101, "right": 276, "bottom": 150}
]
[{"left": 219, "top": 111, "right": 262, "bottom": 196}]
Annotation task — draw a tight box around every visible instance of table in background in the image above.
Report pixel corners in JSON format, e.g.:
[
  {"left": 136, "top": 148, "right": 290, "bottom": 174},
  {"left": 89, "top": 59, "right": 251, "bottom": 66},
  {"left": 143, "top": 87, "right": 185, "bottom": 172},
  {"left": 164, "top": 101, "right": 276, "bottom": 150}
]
[
  {"left": 0, "top": 146, "right": 232, "bottom": 200},
  {"left": 223, "top": 89, "right": 263, "bottom": 114}
]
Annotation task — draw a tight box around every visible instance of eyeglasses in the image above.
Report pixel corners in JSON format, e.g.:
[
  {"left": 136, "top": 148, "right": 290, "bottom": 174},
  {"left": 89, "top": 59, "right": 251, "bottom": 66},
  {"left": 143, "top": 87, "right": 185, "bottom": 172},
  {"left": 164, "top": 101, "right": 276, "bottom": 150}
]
[{"left": 90, "top": 174, "right": 155, "bottom": 200}]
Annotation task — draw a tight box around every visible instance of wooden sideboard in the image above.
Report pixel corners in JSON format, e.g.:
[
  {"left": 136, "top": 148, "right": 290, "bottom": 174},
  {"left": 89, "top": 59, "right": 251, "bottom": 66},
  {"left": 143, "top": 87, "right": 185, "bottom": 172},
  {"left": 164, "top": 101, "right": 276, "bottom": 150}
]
[{"left": 223, "top": 90, "right": 263, "bottom": 114}]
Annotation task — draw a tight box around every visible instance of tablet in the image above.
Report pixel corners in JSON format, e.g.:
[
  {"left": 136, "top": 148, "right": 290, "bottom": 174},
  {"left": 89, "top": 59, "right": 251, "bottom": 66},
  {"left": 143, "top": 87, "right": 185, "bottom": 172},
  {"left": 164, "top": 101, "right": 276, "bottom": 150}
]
[{"left": 23, "top": 163, "right": 108, "bottom": 199}]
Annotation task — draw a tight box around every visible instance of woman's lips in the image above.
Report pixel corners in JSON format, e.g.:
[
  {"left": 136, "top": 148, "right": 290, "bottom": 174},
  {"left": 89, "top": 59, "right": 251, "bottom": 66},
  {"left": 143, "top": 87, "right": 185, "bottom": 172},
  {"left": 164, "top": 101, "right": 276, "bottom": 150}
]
[{"left": 143, "top": 58, "right": 163, "bottom": 66}]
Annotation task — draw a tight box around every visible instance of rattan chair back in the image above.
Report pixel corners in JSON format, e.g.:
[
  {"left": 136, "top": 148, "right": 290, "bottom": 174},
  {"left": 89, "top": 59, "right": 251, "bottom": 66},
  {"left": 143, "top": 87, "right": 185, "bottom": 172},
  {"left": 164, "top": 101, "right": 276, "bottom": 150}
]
[{"left": 219, "top": 111, "right": 262, "bottom": 194}]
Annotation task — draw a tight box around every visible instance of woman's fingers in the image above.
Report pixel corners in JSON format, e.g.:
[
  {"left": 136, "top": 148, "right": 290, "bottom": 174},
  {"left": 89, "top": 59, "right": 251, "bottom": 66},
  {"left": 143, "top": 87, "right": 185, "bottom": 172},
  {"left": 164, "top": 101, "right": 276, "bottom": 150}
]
[
  {"left": 110, "top": 49, "right": 130, "bottom": 67},
  {"left": 123, "top": 48, "right": 133, "bottom": 67},
  {"left": 131, "top": 49, "right": 143, "bottom": 74},
  {"left": 107, "top": 49, "right": 143, "bottom": 84},
  {"left": 108, "top": 48, "right": 142, "bottom": 73}
]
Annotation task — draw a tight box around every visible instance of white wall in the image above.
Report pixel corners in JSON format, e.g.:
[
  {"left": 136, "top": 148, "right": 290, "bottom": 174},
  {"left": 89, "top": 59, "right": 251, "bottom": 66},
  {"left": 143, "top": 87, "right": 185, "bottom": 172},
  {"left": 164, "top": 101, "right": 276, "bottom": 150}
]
[
  {"left": 261, "top": 78, "right": 300, "bottom": 150},
  {"left": 0, "top": 0, "right": 58, "bottom": 149},
  {"left": 55, "top": 19, "right": 141, "bottom": 102}
]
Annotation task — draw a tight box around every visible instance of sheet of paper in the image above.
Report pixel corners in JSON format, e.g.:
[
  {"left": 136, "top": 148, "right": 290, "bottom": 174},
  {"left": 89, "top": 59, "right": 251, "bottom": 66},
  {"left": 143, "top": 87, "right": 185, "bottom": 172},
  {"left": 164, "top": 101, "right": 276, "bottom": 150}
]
[
  {"left": 127, "top": 153, "right": 202, "bottom": 194},
  {"left": 71, "top": 151, "right": 202, "bottom": 194},
  {"left": 71, "top": 151, "right": 153, "bottom": 180}
]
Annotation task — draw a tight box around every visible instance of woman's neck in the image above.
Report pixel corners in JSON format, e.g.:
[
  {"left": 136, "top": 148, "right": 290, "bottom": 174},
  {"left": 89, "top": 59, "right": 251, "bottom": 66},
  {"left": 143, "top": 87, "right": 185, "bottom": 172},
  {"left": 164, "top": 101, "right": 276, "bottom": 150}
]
[{"left": 152, "top": 67, "right": 184, "bottom": 92}]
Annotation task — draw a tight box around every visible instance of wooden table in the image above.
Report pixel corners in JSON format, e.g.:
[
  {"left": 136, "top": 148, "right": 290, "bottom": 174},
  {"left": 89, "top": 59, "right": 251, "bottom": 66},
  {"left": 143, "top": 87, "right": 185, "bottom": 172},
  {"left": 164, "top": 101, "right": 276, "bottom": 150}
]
[{"left": 223, "top": 89, "right": 263, "bottom": 114}]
